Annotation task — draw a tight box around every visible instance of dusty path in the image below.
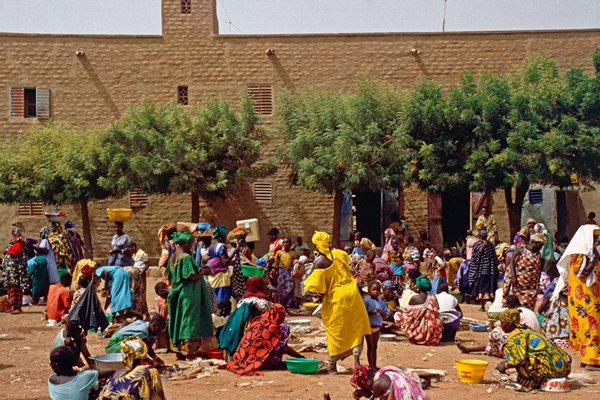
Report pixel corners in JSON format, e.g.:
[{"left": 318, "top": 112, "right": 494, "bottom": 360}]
[{"left": 0, "top": 279, "right": 598, "bottom": 399}]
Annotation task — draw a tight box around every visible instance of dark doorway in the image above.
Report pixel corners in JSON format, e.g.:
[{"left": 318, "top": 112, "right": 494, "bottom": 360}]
[
  {"left": 556, "top": 191, "right": 568, "bottom": 241},
  {"left": 354, "top": 191, "right": 382, "bottom": 247},
  {"left": 442, "top": 189, "right": 470, "bottom": 247}
]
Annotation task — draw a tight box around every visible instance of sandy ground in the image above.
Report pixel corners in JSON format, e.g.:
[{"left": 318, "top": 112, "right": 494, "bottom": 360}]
[{"left": 1, "top": 278, "right": 599, "bottom": 400}]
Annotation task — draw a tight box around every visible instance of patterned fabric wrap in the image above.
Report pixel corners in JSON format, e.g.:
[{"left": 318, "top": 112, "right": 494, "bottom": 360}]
[
  {"left": 350, "top": 364, "right": 375, "bottom": 399},
  {"left": 120, "top": 336, "right": 148, "bottom": 370},
  {"left": 504, "top": 328, "right": 572, "bottom": 388},
  {"left": 468, "top": 240, "right": 499, "bottom": 300},
  {"left": 504, "top": 248, "right": 542, "bottom": 309},
  {"left": 374, "top": 366, "right": 429, "bottom": 400},
  {"left": 226, "top": 304, "right": 289, "bottom": 375},
  {"left": 97, "top": 365, "right": 163, "bottom": 400},
  {"left": 397, "top": 294, "right": 443, "bottom": 346},
  {"left": 1, "top": 235, "right": 29, "bottom": 292}
]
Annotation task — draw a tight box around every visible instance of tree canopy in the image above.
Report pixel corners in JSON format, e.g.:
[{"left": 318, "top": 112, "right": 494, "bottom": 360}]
[{"left": 99, "top": 96, "right": 274, "bottom": 221}]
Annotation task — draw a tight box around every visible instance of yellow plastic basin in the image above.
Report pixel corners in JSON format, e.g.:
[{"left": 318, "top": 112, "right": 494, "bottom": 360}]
[
  {"left": 455, "top": 359, "right": 488, "bottom": 384},
  {"left": 106, "top": 208, "right": 133, "bottom": 222}
]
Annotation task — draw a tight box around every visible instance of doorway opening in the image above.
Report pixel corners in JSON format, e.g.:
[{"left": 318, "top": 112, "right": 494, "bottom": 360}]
[
  {"left": 442, "top": 189, "right": 470, "bottom": 247},
  {"left": 353, "top": 191, "right": 382, "bottom": 247}
]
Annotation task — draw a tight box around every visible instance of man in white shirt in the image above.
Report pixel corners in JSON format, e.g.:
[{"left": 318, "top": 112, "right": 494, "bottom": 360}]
[{"left": 436, "top": 282, "right": 462, "bottom": 315}]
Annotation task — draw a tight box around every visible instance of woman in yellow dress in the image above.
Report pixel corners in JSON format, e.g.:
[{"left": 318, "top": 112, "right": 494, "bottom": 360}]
[
  {"left": 304, "top": 231, "right": 371, "bottom": 373},
  {"left": 554, "top": 224, "right": 600, "bottom": 370}
]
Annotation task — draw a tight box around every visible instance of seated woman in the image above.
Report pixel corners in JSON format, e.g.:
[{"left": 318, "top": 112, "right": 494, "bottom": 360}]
[
  {"left": 496, "top": 309, "right": 571, "bottom": 390},
  {"left": 97, "top": 337, "right": 165, "bottom": 400},
  {"left": 104, "top": 315, "right": 166, "bottom": 367},
  {"left": 48, "top": 346, "right": 113, "bottom": 400},
  {"left": 226, "top": 304, "right": 305, "bottom": 375},
  {"left": 395, "top": 276, "right": 443, "bottom": 346},
  {"left": 218, "top": 277, "right": 272, "bottom": 356}
]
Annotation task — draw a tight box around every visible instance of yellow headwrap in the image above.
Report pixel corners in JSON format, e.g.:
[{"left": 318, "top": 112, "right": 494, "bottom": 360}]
[
  {"left": 530, "top": 233, "right": 547, "bottom": 245},
  {"left": 527, "top": 218, "right": 537, "bottom": 224},
  {"left": 312, "top": 231, "right": 333, "bottom": 261},
  {"left": 499, "top": 309, "right": 525, "bottom": 328},
  {"left": 120, "top": 336, "right": 148, "bottom": 370}
]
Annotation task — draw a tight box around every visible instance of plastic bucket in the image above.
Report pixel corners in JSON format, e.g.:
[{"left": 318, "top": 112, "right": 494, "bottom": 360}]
[{"left": 455, "top": 359, "right": 488, "bottom": 384}]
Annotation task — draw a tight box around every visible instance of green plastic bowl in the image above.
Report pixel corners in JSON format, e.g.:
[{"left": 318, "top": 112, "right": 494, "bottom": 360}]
[
  {"left": 284, "top": 358, "right": 320, "bottom": 374},
  {"left": 241, "top": 264, "right": 265, "bottom": 278}
]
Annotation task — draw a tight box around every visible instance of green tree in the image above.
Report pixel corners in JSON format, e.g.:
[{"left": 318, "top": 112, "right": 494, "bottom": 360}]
[
  {"left": 465, "top": 55, "right": 600, "bottom": 235},
  {"left": 100, "top": 97, "right": 273, "bottom": 222},
  {"left": 0, "top": 123, "right": 111, "bottom": 257},
  {"left": 280, "top": 80, "right": 413, "bottom": 245}
]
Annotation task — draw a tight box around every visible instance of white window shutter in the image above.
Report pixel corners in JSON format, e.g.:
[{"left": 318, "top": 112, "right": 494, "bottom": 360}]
[{"left": 36, "top": 87, "right": 50, "bottom": 119}]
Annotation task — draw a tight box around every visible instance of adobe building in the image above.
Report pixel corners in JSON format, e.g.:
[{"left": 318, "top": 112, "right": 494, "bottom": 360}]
[{"left": 1, "top": 0, "right": 598, "bottom": 257}]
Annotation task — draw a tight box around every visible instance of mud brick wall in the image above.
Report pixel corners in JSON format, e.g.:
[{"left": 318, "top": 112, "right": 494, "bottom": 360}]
[{"left": 1, "top": 0, "right": 599, "bottom": 255}]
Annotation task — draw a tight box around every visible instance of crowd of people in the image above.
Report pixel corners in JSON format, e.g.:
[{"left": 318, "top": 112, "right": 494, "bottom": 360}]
[{"left": 0, "top": 207, "right": 599, "bottom": 399}]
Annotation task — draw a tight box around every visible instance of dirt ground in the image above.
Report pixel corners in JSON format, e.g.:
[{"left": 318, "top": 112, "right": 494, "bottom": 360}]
[{"left": 1, "top": 277, "right": 599, "bottom": 400}]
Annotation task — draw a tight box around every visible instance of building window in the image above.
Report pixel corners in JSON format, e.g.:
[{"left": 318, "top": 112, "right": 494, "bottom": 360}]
[
  {"left": 18, "top": 201, "right": 44, "bottom": 216},
  {"left": 253, "top": 181, "right": 272, "bottom": 203},
  {"left": 181, "top": 0, "right": 191, "bottom": 14},
  {"left": 177, "top": 86, "right": 189, "bottom": 105},
  {"left": 129, "top": 187, "right": 149, "bottom": 208},
  {"left": 247, "top": 85, "right": 273, "bottom": 116},
  {"left": 10, "top": 87, "right": 50, "bottom": 119},
  {"left": 528, "top": 189, "right": 543, "bottom": 204}
]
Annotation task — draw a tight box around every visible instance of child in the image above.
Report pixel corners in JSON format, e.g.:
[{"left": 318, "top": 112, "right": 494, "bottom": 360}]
[
  {"left": 292, "top": 255, "right": 307, "bottom": 308},
  {"left": 154, "top": 282, "right": 170, "bottom": 319},
  {"left": 48, "top": 346, "right": 103, "bottom": 400},
  {"left": 130, "top": 242, "right": 150, "bottom": 320},
  {"left": 273, "top": 238, "right": 296, "bottom": 307},
  {"left": 431, "top": 250, "right": 447, "bottom": 293},
  {"left": 50, "top": 320, "right": 95, "bottom": 369},
  {"left": 46, "top": 273, "right": 73, "bottom": 327},
  {"left": 363, "top": 281, "right": 390, "bottom": 369},
  {"left": 355, "top": 249, "right": 377, "bottom": 287},
  {"left": 386, "top": 237, "right": 404, "bottom": 286},
  {"left": 69, "top": 274, "right": 91, "bottom": 314},
  {"left": 381, "top": 280, "right": 399, "bottom": 311}
]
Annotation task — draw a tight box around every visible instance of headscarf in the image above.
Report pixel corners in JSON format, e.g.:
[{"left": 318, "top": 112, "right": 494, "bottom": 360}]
[
  {"left": 64, "top": 221, "right": 76, "bottom": 230},
  {"left": 298, "top": 255, "right": 308, "bottom": 264},
  {"left": 534, "top": 223, "right": 547, "bottom": 234},
  {"left": 530, "top": 233, "right": 547, "bottom": 245},
  {"left": 360, "top": 237, "right": 376, "bottom": 252},
  {"left": 552, "top": 224, "right": 600, "bottom": 300},
  {"left": 40, "top": 226, "right": 51, "bottom": 240},
  {"left": 11, "top": 221, "right": 24, "bottom": 235},
  {"left": 158, "top": 223, "right": 177, "bottom": 244},
  {"left": 212, "top": 225, "right": 227, "bottom": 240},
  {"left": 312, "top": 231, "right": 333, "bottom": 261},
  {"left": 499, "top": 309, "right": 525, "bottom": 328},
  {"left": 381, "top": 280, "right": 395, "bottom": 290},
  {"left": 527, "top": 218, "right": 537, "bottom": 225},
  {"left": 120, "top": 336, "right": 148, "bottom": 370},
  {"left": 243, "top": 276, "right": 270, "bottom": 300},
  {"left": 415, "top": 276, "right": 431, "bottom": 292},
  {"left": 173, "top": 231, "right": 193, "bottom": 245},
  {"left": 477, "top": 228, "right": 488, "bottom": 239}
]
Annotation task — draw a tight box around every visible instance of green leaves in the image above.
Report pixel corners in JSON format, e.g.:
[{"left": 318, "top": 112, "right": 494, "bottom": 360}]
[
  {"left": 98, "top": 96, "right": 271, "bottom": 199},
  {"left": 279, "top": 80, "right": 413, "bottom": 195}
]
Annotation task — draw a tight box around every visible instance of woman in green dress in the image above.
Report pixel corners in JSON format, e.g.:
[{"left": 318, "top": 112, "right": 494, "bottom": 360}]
[{"left": 166, "top": 231, "right": 213, "bottom": 360}]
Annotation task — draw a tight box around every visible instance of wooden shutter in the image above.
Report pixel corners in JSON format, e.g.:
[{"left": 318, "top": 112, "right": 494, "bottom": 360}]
[
  {"left": 253, "top": 182, "right": 272, "bottom": 203},
  {"left": 18, "top": 201, "right": 44, "bottom": 216},
  {"left": 36, "top": 87, "right": 50, "bottom": 119},
  {"left": 10, "top": 87, "right": 24, "bottom": 117},
  {"left": 129, "top": 187, "right": 149, "bottom": 208},
  {"left": 247, "top": 85, "right": 273, "bottom": 116},
  {"left": 428, "top": 191, "right": 443, "bottom": 250}
]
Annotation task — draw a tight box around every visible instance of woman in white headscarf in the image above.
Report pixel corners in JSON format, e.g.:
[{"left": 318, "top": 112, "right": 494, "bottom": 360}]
[{"left": 553, "top": 224, "right": 600, "bottom": 370}]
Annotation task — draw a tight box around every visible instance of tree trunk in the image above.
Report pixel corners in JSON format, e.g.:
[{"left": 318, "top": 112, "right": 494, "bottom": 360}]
[
  {"left": 504, "top": 184, "right": 529, "bottom": 239},
  {"left": 191, "top": 191, "right": 200, "bottom": 222},
  {"left": 331, "top": 189, "right": 343, "bottom": 248},
  {"left": 79, "top": 199, "right": 93, "bottom": 259}
]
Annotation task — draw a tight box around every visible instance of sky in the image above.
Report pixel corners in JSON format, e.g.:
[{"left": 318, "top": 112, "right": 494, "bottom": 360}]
[{"left": 0, "top": 0, "right": 598, "bottom": 36}]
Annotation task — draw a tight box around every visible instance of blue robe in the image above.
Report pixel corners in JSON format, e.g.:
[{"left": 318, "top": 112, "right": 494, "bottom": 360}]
[{"left": 96, "top": 266, "right": 132, "bottom": 313}]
